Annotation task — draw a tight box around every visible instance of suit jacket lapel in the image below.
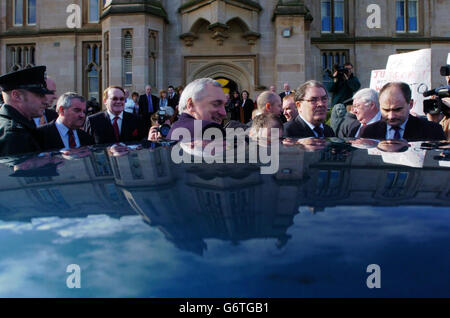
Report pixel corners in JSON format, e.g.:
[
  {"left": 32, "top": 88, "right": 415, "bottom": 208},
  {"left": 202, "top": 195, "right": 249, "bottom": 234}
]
[
  {"left": 103, "top": 111, "right": 116, "bottom": 141},
  {"left": 50, "top": 122, "right": 65, "bottom": 149},
  {"left": 403, "top": 115, "right": 418, "bottom": 140},
  {"left": 296, "top": 116, "right": 315, "bottom": 137}
]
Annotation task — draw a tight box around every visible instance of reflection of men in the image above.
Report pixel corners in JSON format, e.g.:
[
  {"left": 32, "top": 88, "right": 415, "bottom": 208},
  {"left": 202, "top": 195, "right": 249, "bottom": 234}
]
[
  {"left": 33, "top": 77, "right": 58, "bottom": 126},
  {"left": 85, "top": 86, "right": 144, "bottom": 144},
  {"left": 0, "top": 66, "right": 50, "bottom": 156},
  {"left": 328, "top": 63, "right": 361, "bottom": 106},
  {"left": 360, "top": 82, "right": 445, "bottom": 141},
  {"left": 341, "top": 88, "right": 381, "bottom": 137},
  {"left": 167, "top": 78, "right": 226, "bottom": 141},
  {"left": 37, "top": 92, "right": 94, "bottom": 150},
  {"left": 138, "top": 85, "right": 159, "bottom": 130},
  {"left": 282, "top": 93, "right": 298, "bottom": 122},
  {"left": 284, "top": 80, "right": 335, "bottom": 138}
]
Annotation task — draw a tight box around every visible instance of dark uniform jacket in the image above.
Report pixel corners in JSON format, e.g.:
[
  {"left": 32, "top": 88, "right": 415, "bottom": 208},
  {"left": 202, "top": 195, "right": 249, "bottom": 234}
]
[
  {"left": 360, "top": 115, "right": 446, "bottom": 141},
  {"left": 337, "top": 112, "right": 360, "bottom": 138},
  {"left": 0, "top": 104, "right": 41, "bottom": 156}
]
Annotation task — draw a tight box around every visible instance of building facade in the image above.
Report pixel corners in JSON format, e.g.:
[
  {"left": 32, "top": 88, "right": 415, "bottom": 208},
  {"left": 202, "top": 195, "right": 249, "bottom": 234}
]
[{"left": 0, "top": 0, "right": 449, "bottom": 103}]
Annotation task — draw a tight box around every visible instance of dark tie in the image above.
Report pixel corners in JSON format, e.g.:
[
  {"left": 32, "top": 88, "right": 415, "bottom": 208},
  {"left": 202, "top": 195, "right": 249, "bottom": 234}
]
[
  {"left": 314, "top": 126, "right": 324, "bottom": 138},
  {"left": 68, "top": 129, "right": 76, "bottom": 148},
  {"left": 357, "top": 123, "right": 366, "bottom": 138},
  {"left": 147, "top": 95, "right": 153, "bottom": 113},
  {"left": 112, "top": 116, "right": 120, "bottom": 142},
  {"left": 392, "top": 127, "right": 401, "bottom": 140}
]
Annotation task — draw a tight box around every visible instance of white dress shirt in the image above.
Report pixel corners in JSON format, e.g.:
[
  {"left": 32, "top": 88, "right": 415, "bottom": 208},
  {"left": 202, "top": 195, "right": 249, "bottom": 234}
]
[
  {"left": 298, "top": 114, "right": 324, "bottom": 137},
  {"left": 55, "top": 118, "right": 80, "bottom": 148},
  {"left": 107, "top": 111, "right": 123, "bottom": 134}
]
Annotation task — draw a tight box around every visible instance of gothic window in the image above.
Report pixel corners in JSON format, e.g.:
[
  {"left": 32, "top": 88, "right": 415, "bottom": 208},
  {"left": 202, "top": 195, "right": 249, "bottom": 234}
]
[
  {"left": 122, "top": 30, "right": 133, "bottom": 87},
  {"left": 83, "top": 42, "right": 102, "bottom": 102},
  {"left": 321, "top": 50, "right": 348, "bottom": 86},
  {"left": 7, "top": 44, "right": 36, "bottom": 72},
  {"left": 148, "top": 30, "right": 158, "bottom": 88},
  {"left": 104, "top": 32, "right": 109, "bottom": 87}
]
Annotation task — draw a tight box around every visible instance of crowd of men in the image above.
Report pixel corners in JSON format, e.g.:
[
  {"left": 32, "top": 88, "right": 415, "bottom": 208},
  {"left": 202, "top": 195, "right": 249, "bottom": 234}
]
[{"left": 0, "top": 64, "right": 448, "bottom": 159}]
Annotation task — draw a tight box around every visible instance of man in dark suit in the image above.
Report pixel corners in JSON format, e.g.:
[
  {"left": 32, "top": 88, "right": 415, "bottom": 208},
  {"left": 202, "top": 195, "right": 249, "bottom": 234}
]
[
  {"left": 279, "top": 82, "right": 292, "bottom": 101},
  {"left": 339, "top": 88, "right": 381, "bottom": 138},
  {"left": 138, "top": 84, "right": 159, "bottom": 130},
  {"left": 37, "top": 92, "right": 93, "bottom": 150},
  {"left": 85, "top": 86, "right": 144, "bottom": 145},
  {"left": 167, "top": 85, "right": 179, "bottom": 108},
  {"left": 284, "top": 80, "right": 335, "bottom": 138},
  {"left": 360, "top": 82, "right": 445, "bottom": 141},
  {"left": 33, "top": 77, "right": 58, "bottom": 126}
]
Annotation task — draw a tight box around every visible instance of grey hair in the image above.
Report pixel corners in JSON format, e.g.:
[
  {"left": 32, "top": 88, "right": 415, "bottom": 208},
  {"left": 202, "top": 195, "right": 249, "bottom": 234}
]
[
  {"left": 56, "top": 92, "right": 85, "bottom": 113},
  {"left": 353, "top": 88, "right": 380, "bottom": 109},
  {"left": 256, "top": 91, "right": 280, "bottom": 110},
  {"left": 178, "top": 78, "right": 222, "bottom": 113}
]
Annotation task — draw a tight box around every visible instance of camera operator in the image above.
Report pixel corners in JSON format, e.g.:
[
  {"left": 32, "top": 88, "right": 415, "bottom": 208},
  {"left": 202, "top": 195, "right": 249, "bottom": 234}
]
[
  {"left": 328, "top": 62, "right": 361, "bottom": 106},
  {"left": 424, "top": 65, "right": 450, "bottom": 139},
  {"left": 439, "top": 97, "right": 450, "bottom": 139},
  {"left": 148, "top": 110, "right": 172, "bottom": 141}
]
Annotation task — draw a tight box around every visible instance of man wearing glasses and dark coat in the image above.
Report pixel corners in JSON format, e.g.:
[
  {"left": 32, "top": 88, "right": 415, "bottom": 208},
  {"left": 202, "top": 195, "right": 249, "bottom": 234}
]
[
  {"left": 84, "top": 86, "right": 145, "bottom": 144},
  {"left": 284, "top": 80, "right": 335, "bottom": 138}
]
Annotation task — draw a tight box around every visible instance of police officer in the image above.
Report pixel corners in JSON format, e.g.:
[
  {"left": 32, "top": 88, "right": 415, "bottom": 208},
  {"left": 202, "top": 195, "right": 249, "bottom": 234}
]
[{"left": 0, "top": 66, "right": 51, "bottom": 156}]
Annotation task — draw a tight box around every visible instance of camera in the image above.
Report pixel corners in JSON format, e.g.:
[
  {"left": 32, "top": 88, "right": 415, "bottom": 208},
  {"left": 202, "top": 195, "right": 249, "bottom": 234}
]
[
  {"left": 423, "top": 99, "right": 444, "bottom": 115},
  {"left": 325, "top": 64, "right": 349, "bottom": 80},
  {"left": 422, "top": 85, "right": 450, "bottom": 116},
  {"left": 156, "top": 110, "right": 171, "bottom": 138}
]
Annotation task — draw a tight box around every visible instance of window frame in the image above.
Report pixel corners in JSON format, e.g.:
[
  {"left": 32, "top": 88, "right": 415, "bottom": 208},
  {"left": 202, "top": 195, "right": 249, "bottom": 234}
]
[
  {"left": 395, "top": 0, "right": 419, "bottom": 34},
  {"left": 82, "top": 41, "right": 102, "bottom": 103},
  {"left": 12, "top": 0, "right": 36, "bottom": 26},
  {"left": 320, "top": 0, "right": 347, "bottom": 34},
  {"left": 83, "top": 0, "right": 103, "bottom": 24}
]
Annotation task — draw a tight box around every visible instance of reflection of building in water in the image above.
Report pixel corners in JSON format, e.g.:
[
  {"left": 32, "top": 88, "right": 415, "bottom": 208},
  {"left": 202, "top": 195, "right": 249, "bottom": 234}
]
[{"left": 0, "top": 150, "right": 135, "bottom": 222}]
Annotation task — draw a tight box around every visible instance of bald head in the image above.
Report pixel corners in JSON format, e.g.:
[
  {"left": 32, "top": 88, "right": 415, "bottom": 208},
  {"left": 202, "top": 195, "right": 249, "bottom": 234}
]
[{"left": 256, "top": 91, "right": 282, "bottom": 116}]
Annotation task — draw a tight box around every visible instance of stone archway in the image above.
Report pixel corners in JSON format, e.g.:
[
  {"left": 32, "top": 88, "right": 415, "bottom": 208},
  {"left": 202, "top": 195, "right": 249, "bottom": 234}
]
[{"left": 185, "top": 58, "right": 256, "bottom": 96}]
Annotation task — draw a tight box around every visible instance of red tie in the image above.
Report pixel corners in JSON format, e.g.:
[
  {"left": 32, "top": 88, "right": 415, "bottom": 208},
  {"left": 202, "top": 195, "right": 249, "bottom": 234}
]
[
  {"left": 113, "top": 116, "right": 120, "bottom": 142},
  {"left": 68, "top": 129, "right": 76, "bottom": 148},
  {"left": 357, "top": 123, "right": 366, "bottom": 138}
]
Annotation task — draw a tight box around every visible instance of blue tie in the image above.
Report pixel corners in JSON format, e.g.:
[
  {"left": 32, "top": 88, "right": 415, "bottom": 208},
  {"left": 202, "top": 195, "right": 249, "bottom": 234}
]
[
  {"left": 391, "top": 127, "right": 401, "bottom": 140},
  {"left": 147, "top": 95, "right": 153, "bottom": 113}
]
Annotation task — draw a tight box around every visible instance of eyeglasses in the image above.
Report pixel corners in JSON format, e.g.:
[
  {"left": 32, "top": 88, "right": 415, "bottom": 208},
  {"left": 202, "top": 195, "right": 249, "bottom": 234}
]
[
  {"left": 110, "top": 97, "right": 125, "bottom": 101},
  {"left": 301, "top": 96, "right": 328, "bottom": 104}
]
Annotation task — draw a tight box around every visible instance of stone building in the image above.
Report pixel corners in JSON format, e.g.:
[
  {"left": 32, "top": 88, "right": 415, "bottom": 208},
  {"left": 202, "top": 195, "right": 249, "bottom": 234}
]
[{"left": 0, "top": 0, "right": 449, "bottom": 104}]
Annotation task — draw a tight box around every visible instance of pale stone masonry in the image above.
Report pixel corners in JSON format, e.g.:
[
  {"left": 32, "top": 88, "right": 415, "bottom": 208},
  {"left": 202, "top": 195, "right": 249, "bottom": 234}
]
[{"left": 0, "top": 0, "right": 449, "bottom": 107}]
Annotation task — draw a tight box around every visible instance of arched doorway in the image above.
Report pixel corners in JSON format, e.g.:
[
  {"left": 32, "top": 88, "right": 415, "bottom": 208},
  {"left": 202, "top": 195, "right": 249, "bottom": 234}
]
[{"left": 214, "top": 77, "right": 238, "bottom": 95}]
